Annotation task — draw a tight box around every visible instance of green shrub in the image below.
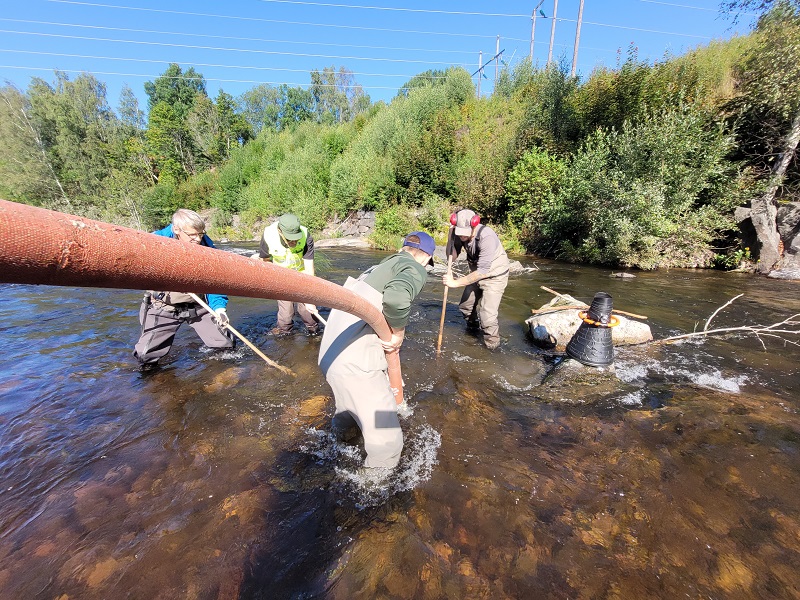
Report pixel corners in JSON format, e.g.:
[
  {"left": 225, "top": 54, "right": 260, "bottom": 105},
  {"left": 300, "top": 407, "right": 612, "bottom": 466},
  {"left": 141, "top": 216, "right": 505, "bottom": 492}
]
[
  {"left": 539, "top": 102, "right": 756, "bottom": 268},
  {"left": 369, "top": 204, "right": 419, "bottom": 250},
  {"left": 504, "top": 146, "right": 566, "bottom": 249}
]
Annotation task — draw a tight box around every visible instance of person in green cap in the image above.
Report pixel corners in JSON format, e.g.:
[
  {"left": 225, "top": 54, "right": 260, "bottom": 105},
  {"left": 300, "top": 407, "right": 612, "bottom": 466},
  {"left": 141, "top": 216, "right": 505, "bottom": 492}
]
[{"left": 256, "top": 213, "right": 321, "bottom": 335}]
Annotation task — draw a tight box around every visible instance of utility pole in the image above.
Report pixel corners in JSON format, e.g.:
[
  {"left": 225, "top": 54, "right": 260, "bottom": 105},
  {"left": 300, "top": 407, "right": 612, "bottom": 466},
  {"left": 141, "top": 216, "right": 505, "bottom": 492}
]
[
  {"left": 571, "top": 0, "right": 585, "bottom": 76},
  {"left": 547, "top": 0, "right": 559, "bottom": 67},
  {"left": 530, "top": 0, "right": 545, "bottom": 61},
  {"left": 472, "top": 49, "right": 505, "bottom": 98},
  {"left": 477, "top": 51, "right": 483, "bottom": 97},
  {"left": 495, "top": 35, "right": 500, "bottom": 85}
]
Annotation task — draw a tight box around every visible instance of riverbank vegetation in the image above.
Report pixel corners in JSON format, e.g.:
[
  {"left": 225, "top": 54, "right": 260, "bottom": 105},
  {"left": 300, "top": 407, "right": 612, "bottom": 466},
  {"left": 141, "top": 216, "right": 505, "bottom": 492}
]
[{"left": 1, "top": 2, "right": 797, "bottom": 270}]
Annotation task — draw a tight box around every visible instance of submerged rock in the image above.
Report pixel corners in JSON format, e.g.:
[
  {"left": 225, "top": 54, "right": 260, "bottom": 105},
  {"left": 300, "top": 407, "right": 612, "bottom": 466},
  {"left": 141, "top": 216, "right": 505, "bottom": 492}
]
[
  {"left": 538, "top": 357, "right": 630, "bottom": 404},
  {"left": 526, "top": 295, "right": 652, "bottom": 351}
]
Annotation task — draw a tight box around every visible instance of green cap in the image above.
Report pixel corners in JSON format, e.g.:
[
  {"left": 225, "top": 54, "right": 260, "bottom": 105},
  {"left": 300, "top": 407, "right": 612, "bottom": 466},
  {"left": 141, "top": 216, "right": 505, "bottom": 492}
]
[{"left": 278, "top": 213, "right": 303, "bottom": 240}]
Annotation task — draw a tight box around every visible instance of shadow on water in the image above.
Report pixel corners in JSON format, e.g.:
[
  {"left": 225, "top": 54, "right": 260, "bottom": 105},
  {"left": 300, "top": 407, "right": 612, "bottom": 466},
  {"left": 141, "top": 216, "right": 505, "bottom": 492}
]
[{"left": 1, "top": 249, "right": 800, "bottom": 598}]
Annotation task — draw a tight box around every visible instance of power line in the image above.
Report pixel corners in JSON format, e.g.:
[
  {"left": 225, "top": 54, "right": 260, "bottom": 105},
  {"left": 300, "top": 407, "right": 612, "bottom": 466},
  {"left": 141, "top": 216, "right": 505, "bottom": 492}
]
[
  {"left": 0, "top": 49, "right": 436, "bottom": 80},
  {"left": 255, "top": 0, "right": 530, "bottom": 18},
  {"left": 640, "top": 0, "right": 719, "bottom": 11},
  {"left": 48, "top": 0, "right": 503, "bottom": 39},
  {"left": 639, "top": 0, "right": 759, "bottom": 17},
  {"left": 580, "top": 20, "right": 712, "bottom": 39},
  {"left": 0, "top": 30, "right": 474, "bottom": 66},
  {"left": 0, "top": 18, "right": 477, "bottom": 56},
  {"left": 49, "top": 0, "right": 714, "bottom": 41}
]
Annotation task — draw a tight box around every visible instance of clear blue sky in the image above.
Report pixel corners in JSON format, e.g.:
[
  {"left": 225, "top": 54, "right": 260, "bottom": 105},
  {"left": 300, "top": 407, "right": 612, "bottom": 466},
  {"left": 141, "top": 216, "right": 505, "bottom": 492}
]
[{"left": 0, "top": 0, "right": 755, "bottom": 111}]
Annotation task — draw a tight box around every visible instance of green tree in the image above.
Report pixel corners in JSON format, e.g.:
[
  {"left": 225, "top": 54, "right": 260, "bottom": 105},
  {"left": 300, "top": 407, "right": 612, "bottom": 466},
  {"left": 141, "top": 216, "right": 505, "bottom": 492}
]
[
  {"left": 237, "top": 84, "right": 282, "bottom": 135},
  {"left": 310, "top": 66, "right": 370, "bottom": 124},
  {"left": 147, "top": 100, "right": 194, "bottom": 181},
  {"left": 725, "top": 2, "right": 800, "bottom": 272},
  {"left": 0, "top": 83, "right": 69, "bottom": 207},
  {"left": 280, "top": 85, "right": 316, "bottom": 130},
  {"left": 514, "top": 62, "right": 580, "bottom": 157},
  {"left": 144, "top": 64, "right": 206, "bottom": 120},
  {"left": 25, "top": 72, "right": 119, "bottom": 212},
  {"left": 397, "top": 69, "right": 448, "bottom": 97}
]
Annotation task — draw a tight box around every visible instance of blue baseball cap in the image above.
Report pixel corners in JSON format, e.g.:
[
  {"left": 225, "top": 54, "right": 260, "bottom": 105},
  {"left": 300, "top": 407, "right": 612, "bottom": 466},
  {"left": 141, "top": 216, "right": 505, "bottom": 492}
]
[{"left": 402, "top": 231, "right": 436, "bottom": 265}]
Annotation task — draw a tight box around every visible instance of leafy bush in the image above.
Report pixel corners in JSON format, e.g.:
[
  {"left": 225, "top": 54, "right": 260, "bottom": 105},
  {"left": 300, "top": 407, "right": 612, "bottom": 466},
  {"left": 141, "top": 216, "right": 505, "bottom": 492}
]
[
  {"left": 369, "top": 204, "right": 420, "bottom": 250},
  {"left": 539, "top": 103, "right": 756, "bottom": 268},
  {"left": 504, "top": 146, "right": 566, "bottom": 248},
  {"left": 329, "top": 69, "right": 473, "bottom": 212},
  {"left": 452, "top": 95, "right": 524, "bottom": 220}
]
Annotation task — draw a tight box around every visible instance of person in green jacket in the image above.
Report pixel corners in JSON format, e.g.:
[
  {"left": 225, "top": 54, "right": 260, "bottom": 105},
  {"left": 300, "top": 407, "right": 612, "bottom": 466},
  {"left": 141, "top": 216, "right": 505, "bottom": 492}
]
[{"left": 318, "top": 232, "right": 435, "bottom": 473}]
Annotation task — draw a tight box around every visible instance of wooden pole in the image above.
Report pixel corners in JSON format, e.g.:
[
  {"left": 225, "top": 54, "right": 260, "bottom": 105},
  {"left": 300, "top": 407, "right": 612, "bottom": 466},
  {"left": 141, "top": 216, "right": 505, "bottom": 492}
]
[
  {"left": 530, "top": 0, "right": 545, "bottom": 61},
  {"left": 547, "top": 0, "right": 559, "bottom": 66},
  {"left": 188, "top": 293, "right": 295, "bottom": 376},
  {"left": 437, "top": 256, "right": 453, "bottom": 355},
  {"left": 571, "top": 0, "right": 585, "bottom": 76},
  {"left": 308, "top": 307, "right": 328, "bottom": 326}
]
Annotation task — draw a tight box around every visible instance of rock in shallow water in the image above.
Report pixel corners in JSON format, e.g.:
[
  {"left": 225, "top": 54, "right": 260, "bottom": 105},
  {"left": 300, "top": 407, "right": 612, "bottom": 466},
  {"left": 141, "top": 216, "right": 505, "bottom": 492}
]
[{"left": 525, "top": 295, "right": 653, "bottom": 352}]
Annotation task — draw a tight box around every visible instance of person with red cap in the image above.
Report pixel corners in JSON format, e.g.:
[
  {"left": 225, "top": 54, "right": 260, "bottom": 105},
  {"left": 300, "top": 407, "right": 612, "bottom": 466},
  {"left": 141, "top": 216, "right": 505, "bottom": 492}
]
[
  {"left": 443, "top": 209, "right": 509, "bottom": 350},
  {"left": 318, "top": 231, "right": 435, "bottom": 473}
]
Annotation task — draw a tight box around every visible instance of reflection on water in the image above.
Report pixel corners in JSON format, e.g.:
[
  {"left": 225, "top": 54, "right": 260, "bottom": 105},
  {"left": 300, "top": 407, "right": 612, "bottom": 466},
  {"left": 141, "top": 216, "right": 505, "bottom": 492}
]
[{"left": 1, "top": 248, "right": 800, "bottom": 599}]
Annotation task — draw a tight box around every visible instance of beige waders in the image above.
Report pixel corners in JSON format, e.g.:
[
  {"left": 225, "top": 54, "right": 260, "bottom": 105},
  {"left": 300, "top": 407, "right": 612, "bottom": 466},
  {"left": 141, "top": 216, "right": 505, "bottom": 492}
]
[{"left": 318, "top": 277, "right": 403, "bottom": 469}]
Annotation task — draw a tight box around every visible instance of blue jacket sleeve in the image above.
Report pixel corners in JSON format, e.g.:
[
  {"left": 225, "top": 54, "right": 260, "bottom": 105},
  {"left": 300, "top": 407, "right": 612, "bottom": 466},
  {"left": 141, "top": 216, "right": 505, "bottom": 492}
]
[{"left": 200, "top": 236, "right": 229, "bottom": 311}]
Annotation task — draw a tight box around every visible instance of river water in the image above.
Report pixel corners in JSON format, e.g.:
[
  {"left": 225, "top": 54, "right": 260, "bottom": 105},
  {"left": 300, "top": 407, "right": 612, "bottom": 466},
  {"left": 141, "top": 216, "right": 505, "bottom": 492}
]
[{"left": 1, "top": 245, "right": 799, "bottom": 599}]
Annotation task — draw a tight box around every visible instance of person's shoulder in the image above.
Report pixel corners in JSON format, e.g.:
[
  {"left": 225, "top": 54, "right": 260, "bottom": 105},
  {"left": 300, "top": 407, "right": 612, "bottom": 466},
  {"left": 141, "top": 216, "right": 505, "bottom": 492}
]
[
  {"left": 397, "top": 252, "right": 427, "bottom": 278},
  {"left": 479, "top": 225, "right": 500, "bottom": 240},
  {"left": 152, "top": 224, "right": 174, "bottom": 238}
]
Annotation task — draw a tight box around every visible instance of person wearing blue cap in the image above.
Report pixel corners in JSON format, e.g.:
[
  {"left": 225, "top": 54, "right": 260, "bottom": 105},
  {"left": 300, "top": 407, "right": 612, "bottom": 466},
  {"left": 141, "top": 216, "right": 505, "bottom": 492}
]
[{"left": 318, "top": 231, "right": 435, "bottom": 472}]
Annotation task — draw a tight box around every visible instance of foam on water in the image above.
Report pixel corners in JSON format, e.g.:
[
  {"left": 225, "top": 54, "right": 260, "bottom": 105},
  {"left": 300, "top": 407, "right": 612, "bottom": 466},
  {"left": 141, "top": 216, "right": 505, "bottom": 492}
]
[
  {"left": 616, "top": 390, "right": 645, "bottom": 407},
  {"left": 492, "top": 374, "right": 538, "bottom": 393},
  {"left": 615, "top": 356, "right": 749, "bottom": 393},
  {"left": 301, "top": 421, "right": 441, "bottom": 508},
  {"left": 199, "top": 346, "right": 247, "bottom": 361}
]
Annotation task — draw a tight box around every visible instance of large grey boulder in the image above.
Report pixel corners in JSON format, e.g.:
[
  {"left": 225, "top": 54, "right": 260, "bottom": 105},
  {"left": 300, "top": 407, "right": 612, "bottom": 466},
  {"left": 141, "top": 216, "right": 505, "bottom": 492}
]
[{"left": 525, "top": 295, "right": 653, "bottom": 351}]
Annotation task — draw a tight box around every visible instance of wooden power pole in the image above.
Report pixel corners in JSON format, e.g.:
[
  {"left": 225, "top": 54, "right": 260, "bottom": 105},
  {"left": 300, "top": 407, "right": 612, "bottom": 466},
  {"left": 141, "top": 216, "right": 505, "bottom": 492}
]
[
  {"left": 530, "top": 0, "right": 545, "bottom": 61},
  {"left": 477, "top": 51, "right": 483, "bottom": 97},
  {"left": 495, "top": 35, "right": 500, "bottom": 84},
  {"left": 547, "top": 0, "right": 559, "bottom": 67},
  {"left": 571, "top": 0, "right": 585, "bottom": 76}
]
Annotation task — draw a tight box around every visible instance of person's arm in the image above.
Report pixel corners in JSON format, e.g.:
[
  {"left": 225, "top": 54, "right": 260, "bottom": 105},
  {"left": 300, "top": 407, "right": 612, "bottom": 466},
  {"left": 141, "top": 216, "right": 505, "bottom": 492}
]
[
  {"left": 255, "top": 233, "right": 272, "bottom": 261},
  {"left": 444, "top": 229, "right": 498, "bottom": 288},
  {"left": 444, "top": 269, "right": 489, "bottom": 288}
]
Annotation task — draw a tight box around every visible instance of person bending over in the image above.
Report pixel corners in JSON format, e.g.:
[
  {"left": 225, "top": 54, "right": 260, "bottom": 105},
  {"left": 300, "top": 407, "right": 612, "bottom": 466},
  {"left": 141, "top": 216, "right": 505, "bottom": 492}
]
[
  {"left": 133, "top": 209, "right": 235, "bottom": 365},
  {"left": 443, "top": 209, "right": 509, "bottom": 350},
  {"left": 318, "top": 232, "right": 435, "bottom": 471},
  {"left": 255, "top": 213, "right": 321, "bottom": 335}
]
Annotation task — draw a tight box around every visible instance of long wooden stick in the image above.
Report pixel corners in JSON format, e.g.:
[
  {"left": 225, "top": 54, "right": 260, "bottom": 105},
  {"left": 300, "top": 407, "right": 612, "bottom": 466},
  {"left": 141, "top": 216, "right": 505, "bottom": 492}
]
[
  {"left": 188, "top": 293, "right": 295, "bottom": 376},
  {"left": 437, "top": 255, "right": 453, "bottom": 355},
  {"left": 308, "top": 306, "right": 327, "bottom": 326},
  {"left": 539, "top": 285, "right": 648, "bottom": 319}
]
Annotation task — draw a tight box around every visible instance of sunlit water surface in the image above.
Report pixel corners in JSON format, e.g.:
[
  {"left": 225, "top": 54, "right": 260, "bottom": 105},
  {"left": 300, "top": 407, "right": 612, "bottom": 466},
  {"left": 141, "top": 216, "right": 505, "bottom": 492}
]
[{"left": 1, "top": 246, "right": 799, "bottom": 599}]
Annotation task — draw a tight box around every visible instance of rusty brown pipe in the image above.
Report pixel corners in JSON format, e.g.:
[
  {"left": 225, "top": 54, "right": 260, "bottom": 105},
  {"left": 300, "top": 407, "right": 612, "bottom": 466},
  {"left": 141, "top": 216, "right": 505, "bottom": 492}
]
[{"left": 0, "top": 199, "right": 404, "bottom": 403}]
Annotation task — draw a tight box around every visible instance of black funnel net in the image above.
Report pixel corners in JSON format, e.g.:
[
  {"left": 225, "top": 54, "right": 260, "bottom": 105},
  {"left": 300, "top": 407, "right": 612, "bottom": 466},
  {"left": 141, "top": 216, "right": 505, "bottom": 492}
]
[
  {"left": 587, "top": 291, "right": 613, "bottom": 323},
  {"left": 566, "top": 292, "right": 615, "bottom": 367}
]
